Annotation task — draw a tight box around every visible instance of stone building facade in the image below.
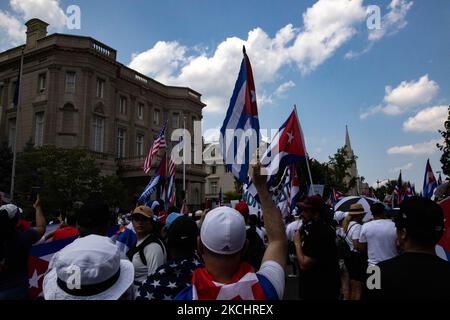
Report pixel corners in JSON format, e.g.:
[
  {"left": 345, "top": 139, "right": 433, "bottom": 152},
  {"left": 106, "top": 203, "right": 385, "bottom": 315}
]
[{"left": 0, "top": 19, "right": 206, "bottom": 209}]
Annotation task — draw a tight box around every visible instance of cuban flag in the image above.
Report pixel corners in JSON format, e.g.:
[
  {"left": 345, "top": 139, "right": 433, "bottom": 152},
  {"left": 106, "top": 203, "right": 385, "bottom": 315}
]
[
  {"left": 436, "top": 197, "right": 450, "bottom": 261},
  {"left": 28, "top": 236, "right": 77, "bottom": 299},
  {"left": 138, "top": 153, "right": 166, "bottom": 204},
  {"left": 220, "top": 46, "right": 260, "bottom": 184},
  {"left": 245, "top": 107, "right": 307, "bottom": 201},
  {"left": 423, "top": 159, "right": 437, "bottom": 199}
]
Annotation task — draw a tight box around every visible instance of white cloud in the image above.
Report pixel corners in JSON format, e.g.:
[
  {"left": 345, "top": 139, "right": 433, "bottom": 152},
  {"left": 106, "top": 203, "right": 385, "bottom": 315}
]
[
  {"left": 203, "top": 127, "right": 221, "bottom": 143},
  {"left": 368, "top": 0, "right": 414, "bottom": 43},
  {"left": 274, "top": 81, "right": 295, "bottom": 97},
  {"left": 347, "top": 0, "right": 413, "bottom": 59},
  {"left": 129, "top": 0, "right": 367, "bottom": 114},
  {"left": 389, "top": 162, "right": 413, "bottom": 173},
  {"left": 387, "top": 138, "right": 441, "bottom": 155},
  {"left": 0, "top": 0, "right": 67, "bottom": 50},
  {"left": 361, "top": 75, "right": 439, "bottom": 118},
  {"left": 403, "top": 105, "right": 448, "bottom": 133}
]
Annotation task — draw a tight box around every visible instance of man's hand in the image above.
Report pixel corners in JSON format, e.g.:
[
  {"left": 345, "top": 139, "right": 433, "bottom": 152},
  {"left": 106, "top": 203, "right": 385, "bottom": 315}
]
[
  {"left": 33, "top": 194, "right": 41, "bottom": 209},
  {"left": 293, "top": 229, "right": 302, "bottom": 248},
  {"left": 251, "top": 161, "right": 267, "bottom": 190}
]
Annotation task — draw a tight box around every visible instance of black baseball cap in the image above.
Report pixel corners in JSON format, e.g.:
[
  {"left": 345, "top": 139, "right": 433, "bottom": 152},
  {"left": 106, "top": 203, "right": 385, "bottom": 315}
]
[
  {"left": 167, "top": 215, "right": 198, "bottom": 252},
  {"left": 396, "top": 196, "right": 444, "bottom": 246}
]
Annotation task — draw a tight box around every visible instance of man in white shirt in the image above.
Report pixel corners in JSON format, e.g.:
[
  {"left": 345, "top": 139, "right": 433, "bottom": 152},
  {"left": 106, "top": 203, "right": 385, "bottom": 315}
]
[{"left": 357, "top": 203, "right": 398, "bottom": 266}]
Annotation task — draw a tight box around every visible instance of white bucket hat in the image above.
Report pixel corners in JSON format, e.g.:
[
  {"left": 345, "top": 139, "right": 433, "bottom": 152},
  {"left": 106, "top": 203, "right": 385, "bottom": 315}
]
[
  {"left": 200, "top": 206, "right": 246, "bottom": 255},
  {"left": 43, "top": 235, "right": 134, "bottom": 300},
  {"left": 0, "top": 204, "right": 23, "bottom": 220}
]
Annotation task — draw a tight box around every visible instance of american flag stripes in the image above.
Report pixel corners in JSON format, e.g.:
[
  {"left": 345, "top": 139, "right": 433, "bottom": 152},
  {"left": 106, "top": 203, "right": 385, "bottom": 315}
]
[{"left": 144, "top": 122, "right": 167, "bottom": 174}]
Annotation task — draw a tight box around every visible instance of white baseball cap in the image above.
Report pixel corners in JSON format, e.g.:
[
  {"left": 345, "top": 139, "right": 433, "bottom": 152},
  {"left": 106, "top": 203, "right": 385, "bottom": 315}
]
[
  {"left": 0, "top": 204, "right": 23, "bottom": 220},
  {"left": 43, "top": 235, "right": 134, "bottom": 300},
  {"left": 334, "top": 210, "right": 348, "bottom": 222},
  {"left": 200, "top": 206, "right": 246, "bottom": 255}
]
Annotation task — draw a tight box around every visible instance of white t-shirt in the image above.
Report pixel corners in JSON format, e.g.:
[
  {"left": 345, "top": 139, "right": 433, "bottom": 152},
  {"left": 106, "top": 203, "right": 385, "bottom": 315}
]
[
  {"left": 286, "top": 220, "right": 302, "bottom": 241},
  {"left": 132, "top": 236, "right": 166, "bottom": 286},
  {"left": 344, "top": 221, "right": 362, "bottom": 252},
  {"left": 256, "top": 260, "right": 285, "bottom": 299},
  {"left": 359, "top": 219, "right": 398, "bottom": 265}
]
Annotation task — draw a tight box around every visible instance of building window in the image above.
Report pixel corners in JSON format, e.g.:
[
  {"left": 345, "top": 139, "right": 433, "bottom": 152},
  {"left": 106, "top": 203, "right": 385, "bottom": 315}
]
[
  {"left": 153, "top": 109, "right": 160, "bottom": 125},
  {"left": 35, "top": 112, "right": 44, "bottom": 147},
  {"left": 212, "top": 166, "right": 216, "bottom": 174},
  {"left": 138, "top": 103, "right": 144, "bottom": 120},
  {"left": 65, "top": 72, "right": 76, "bottom": 93},
  {"left": 172, "top": 112, "right": 180, "bottom": 128},
  {"left": 93, "top": 116, "right": 104, "bottom": 152},
  {"left": 211, "top": 181, "right": 218, "bottom": 195},
  {"left": 96, "top": 78, "right": 105, "bottom": 98},
  {"left": 119, "top": 96, "right": 127, "bottom": 115},
  {"left": 62, "top": 104, "right": 75, "bottom": 133},
  {"left": 8, "top": 118, "right": 16, "bottom": 149},
  {"left": 117, "top": 128, "right": 126, "bottom": 158},
  {"left": 38, "top": 73, "right": 46, "bottom": 93},
  {"left": 136, "top": 134, "right": 144, "bottom": 157}
]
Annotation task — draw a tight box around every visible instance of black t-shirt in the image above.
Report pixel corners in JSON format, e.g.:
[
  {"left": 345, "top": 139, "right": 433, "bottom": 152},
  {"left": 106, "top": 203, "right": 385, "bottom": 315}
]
[
  {"left": 364, "top": 252, "right": 450, "bottom": 300},
  {"left": 299, "top": 219, "right": 340, "bottom": 300},
  {"left": 0, "top": 229, "right": 39, "bottom": 290}
]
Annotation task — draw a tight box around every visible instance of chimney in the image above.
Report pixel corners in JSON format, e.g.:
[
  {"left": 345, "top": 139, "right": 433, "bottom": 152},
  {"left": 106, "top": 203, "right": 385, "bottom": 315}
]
[{"left": 25, "top": 19, "right": 49, "bottom": 50}]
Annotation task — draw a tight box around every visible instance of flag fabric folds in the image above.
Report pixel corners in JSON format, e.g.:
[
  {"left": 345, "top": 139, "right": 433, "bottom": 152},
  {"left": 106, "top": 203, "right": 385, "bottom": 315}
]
[
  {"left": 167, "top": 156, "right": 175, "bottom": 207},
  {"left": 144, "top": 122, "right": 167, "bottom": 174},
  {"left": 138, "top": 153, "right": 166, "bottom": 204},
  {"left": 423, "top": 159, "right": 437, "bottom": 199},
  {"left": 220, "top": 47, "right": 260, "bottom": 184}
]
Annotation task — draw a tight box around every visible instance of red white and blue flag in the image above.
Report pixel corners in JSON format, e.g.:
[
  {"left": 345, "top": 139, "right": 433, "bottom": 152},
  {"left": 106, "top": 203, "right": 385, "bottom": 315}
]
[
  {"left": 139, "top": 153, "right": 167, "bottom": 205},
  {"left": 167, "top": 156, "right": 175, "bottom": 207},
  {"left": 287, "top": 165, "right": 300, "bottom": 216},
  {"left": 220, "top": 47, "right": 260, "bottom": 184},
  {"left": 423, "top": 159, "right": 437, "bottom": 199},
  {"left": 144, "top": 122, "right": 167, "bottom": 174},
  {"left": 436, "top": 197, "right": 450, "bottom": 262},
  {"left": 28, "top": 236, "right": 77, "bottom": 299},
  {"left": 405, "top": 182, "right": 415, "bottom": 198}
]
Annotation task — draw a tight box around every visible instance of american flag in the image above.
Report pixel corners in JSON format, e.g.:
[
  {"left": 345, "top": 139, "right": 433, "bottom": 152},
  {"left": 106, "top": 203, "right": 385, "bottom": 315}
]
[{"left": 144, "top": 122, "right": 167, "bottom": 174}]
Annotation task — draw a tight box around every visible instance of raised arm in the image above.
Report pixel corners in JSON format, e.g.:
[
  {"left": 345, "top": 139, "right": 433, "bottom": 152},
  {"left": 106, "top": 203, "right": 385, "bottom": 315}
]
[
  {"left": 252, "top": 162, "right": 287, "bottom": 269},
  {"left": 33, "top": 195, "right": 46, "bottom": 239}
]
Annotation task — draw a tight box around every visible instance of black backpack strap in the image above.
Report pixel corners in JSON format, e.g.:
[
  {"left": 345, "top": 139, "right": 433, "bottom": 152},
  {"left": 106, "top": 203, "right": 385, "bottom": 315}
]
[{"left": 126, "top": 235, "right": 166, "bottom": 266}]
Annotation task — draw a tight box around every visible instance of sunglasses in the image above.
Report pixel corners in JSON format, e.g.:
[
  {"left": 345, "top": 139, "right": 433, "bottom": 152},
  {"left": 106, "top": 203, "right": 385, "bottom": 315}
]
[{"left": 131, "top": 215, "right": 152, "bottom": 222}]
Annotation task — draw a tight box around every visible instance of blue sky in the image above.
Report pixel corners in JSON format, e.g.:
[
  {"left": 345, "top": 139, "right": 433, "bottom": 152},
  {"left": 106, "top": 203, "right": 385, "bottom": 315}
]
[{"left": 1, "top": 0, "right": 449, "bottom": 189}]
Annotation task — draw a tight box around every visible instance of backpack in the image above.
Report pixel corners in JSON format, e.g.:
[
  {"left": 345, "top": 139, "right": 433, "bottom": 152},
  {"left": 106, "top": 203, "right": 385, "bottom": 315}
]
[
  {"left": 336, "top": 223, "right": 356, "bottom": 260},
  {"left": 126, "top": 234, "right": 166, "bottom": 266}
]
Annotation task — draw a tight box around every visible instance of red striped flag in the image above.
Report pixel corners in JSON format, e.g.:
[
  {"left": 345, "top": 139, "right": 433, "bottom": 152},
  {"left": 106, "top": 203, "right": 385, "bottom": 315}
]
[{"left": 144, "top": 122, "right": 167, "bottom": 174}]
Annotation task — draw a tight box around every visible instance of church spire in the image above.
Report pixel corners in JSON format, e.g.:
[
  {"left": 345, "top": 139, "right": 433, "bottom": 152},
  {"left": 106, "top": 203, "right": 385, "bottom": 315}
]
[{"left": 345, "top": 125, "right": 352, "bottom": 151}]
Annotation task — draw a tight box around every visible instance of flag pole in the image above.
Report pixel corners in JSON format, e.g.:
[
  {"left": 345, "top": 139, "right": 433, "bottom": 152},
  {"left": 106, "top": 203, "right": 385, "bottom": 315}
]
[
  {"left": 292, "top": 105, "right": 314, "bottom": 193},
  {"left": 10, "top": 48, "right": 24, "bottom": 201},
  {"left": 183, "top": 114, "right": 186, "bottom": 199}
]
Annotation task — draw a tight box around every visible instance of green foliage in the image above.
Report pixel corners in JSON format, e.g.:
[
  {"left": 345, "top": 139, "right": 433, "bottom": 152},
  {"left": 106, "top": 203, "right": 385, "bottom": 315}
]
[
  {"left": 437, "top": 106, "right": 450, "bottom": 176},
  {"left": 327, "top": 147, "right": 358, "bottom": 194},
  {"left": 224, "top": 191, "right": 241, "bottom": 202}
]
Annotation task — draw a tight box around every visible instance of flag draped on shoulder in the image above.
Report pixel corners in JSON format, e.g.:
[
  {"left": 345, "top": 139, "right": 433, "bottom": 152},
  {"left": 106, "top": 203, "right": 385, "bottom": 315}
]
[
  {"left": 220, "top": 46, "right": 260, "bottom": 184},
  {"left": 138, "top": 153, "right": 166, "bottom": 204},
  {"left": 423, "top": 159, "right": 437, "bottom": 199},
  {"left": 144, "top": 122, "right": 167, "bottom": 174},
  {"left": 28, "top": 236, "right": 77, "bottom": 299}
]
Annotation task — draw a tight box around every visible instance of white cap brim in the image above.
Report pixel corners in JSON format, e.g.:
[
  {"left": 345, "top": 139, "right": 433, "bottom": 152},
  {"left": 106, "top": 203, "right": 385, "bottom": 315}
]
[{"left": 43, "top": 260, "right": 134, "bottom": 300}]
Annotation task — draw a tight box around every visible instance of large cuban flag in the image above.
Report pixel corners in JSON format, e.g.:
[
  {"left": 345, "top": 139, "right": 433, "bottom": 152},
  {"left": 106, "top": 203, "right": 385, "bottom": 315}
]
[{"left": 220, "top": 46, "right": 260, "bottom": 184}]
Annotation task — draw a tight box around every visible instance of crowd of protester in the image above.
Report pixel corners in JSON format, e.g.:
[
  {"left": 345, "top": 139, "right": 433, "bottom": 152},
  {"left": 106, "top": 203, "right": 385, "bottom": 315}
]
[{"left": 1, "top": 163, "right": 449, "bottom": 300}]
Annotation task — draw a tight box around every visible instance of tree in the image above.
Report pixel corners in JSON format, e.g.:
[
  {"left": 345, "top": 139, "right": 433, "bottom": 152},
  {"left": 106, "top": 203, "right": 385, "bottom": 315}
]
[
  {"left": 0, "top": 142, "right": 13, "bottom": 193},
  {"left": 437, "top": 106, "right": 450, "bottom": 176},
  {"left": 327, "top": 147, "right": 358, "bottom": 194},
  {"left": 14, "top": 146, "right": 102, "bottom": 218}
]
